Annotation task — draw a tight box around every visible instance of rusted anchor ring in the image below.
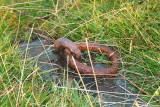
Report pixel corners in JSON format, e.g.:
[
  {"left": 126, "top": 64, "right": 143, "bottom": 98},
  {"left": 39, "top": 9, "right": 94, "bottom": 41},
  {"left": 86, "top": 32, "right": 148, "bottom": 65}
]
[
  {"left": 54, "top": 38, "right": 120, "bottom": 77},
  {"left": 54, "top": 38, "right": 82, "bottom": 59}
]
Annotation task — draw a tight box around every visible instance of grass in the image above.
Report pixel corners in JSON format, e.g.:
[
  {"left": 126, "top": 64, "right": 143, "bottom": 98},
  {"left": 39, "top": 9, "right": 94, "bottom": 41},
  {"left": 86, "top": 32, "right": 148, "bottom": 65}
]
[
  {"left": 0, "top": 0, "right": 160, "bottom": 106},
  {"left": 0, "top": 33, "right": 97, "bottom": 107}
]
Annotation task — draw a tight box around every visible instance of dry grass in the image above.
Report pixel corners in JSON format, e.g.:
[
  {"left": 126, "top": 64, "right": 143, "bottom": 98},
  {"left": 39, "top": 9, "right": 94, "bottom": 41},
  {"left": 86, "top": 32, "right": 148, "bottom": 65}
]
[{"left": 0, "top": 0, "right": 159, "bottom": 106}]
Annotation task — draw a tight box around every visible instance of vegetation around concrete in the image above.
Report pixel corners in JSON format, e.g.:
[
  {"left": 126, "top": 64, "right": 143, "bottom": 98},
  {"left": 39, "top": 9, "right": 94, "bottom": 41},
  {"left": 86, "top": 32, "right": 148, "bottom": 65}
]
[{"left": 0, "top": 0, "right": 159, "bottom": 106}]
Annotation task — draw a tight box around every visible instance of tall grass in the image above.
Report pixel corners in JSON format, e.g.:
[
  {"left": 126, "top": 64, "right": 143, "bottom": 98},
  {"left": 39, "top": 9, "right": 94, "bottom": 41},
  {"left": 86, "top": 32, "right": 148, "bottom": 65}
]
[{"left": 0, "top": 0, "right": 159, "bottom": 106}]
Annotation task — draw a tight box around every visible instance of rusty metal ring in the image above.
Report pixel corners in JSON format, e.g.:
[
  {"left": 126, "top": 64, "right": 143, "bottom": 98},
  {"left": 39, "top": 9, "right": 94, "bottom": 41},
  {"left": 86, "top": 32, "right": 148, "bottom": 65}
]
[
  {"left": 64, "top": 42, "right": 120, "bottom": 77},
  {"left": 54, "top": 38, "right": 82, "bottom": 59}
]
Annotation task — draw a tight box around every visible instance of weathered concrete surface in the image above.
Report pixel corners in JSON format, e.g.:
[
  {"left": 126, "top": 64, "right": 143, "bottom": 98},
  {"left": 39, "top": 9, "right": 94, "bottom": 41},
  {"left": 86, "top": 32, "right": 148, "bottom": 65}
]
[
  {"left": 80, "top": 63, "right": 148, "bottom": 107},
  {"left": 19, "top": 39, "right": 148, "bottom": 107},
  {"left": 19, "top": 39, "right": 61, "bottom": 82}
]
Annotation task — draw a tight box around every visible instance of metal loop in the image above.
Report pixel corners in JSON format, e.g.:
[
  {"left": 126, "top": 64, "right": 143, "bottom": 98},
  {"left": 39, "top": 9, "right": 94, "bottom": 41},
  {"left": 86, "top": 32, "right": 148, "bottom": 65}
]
[
  {"left": 64, "top": 42, "right": 120, "bottom": 77},
  {"left": 54, "top": 38, "right": 82, "bottom": 59},
  {"left": 54, "top": 38, "right": 120, "bottom": 77}
]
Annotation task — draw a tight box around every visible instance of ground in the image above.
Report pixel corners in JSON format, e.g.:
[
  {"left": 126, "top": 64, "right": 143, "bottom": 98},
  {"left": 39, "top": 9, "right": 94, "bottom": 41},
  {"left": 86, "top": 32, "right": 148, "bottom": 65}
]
[{"left": 0, "top": 0, "right": 159, "bottom": 106}]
